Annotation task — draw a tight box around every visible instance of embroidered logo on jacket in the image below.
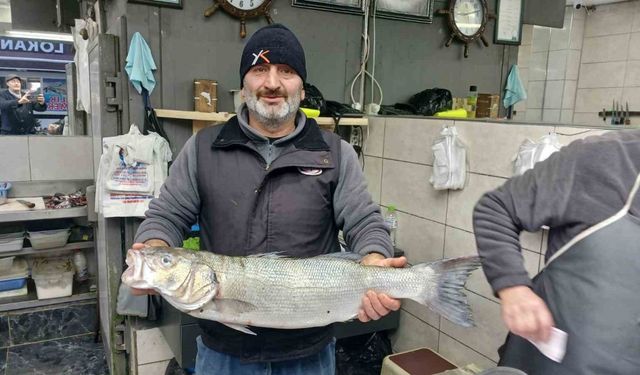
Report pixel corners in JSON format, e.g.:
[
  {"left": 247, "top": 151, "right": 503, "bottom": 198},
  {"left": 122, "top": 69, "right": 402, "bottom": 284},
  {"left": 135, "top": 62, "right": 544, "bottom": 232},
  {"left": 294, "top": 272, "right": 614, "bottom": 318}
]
[{"left": 298, "top": 167, "right": 323, "bottom": 176}]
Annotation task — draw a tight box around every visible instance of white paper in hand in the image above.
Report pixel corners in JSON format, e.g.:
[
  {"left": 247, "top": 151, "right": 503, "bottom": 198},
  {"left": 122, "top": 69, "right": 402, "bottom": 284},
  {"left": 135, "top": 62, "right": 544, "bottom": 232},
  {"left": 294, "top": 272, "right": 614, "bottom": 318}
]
[{"left": 527, "top": 327, "right": 568, "bottom": 363}]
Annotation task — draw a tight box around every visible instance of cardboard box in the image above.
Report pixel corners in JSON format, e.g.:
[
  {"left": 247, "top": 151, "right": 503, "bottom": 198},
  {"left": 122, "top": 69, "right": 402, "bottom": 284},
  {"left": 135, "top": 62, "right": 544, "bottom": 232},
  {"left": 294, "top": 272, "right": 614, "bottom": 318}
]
[{"left": 476, "top": 94, "right": 500, "bottom": 118}]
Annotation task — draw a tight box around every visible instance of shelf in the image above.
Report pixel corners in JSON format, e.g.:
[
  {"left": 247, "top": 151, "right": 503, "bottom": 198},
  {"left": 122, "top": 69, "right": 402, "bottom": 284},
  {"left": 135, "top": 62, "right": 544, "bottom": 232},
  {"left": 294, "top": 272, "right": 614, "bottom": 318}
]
[
  {"left": 0, "top": 206, "right": 88, "bottom": 223},
  {"left": 0, "top": 280, "right": 96, "bottom": 312},
  {"left": 155, "top": 109, "right": 234, "bottom": 122},
  {"left": 154, "top": 109, "right": 368, "bottom": 134},
  {"left": 0, "top": 241, "right": 94, "bottom": 258}
]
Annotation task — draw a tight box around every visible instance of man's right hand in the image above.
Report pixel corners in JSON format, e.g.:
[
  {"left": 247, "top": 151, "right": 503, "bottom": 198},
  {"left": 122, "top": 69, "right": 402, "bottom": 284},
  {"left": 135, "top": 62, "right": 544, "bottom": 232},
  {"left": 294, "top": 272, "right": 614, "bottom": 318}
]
[
  {"left": 498, "top": 285, "right": 554, "bottom": 342},
  {"left": 18, "top": 94, "right": 30, "bottom": 104},
  {"left": 128, "top": 240, "right": 169, "bottom": 296}
]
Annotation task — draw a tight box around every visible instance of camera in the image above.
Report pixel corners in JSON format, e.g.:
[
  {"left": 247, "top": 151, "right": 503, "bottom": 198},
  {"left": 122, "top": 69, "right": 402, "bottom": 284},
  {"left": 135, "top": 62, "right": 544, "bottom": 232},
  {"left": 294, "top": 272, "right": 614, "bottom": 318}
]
[{"left": 572, "top": 0, "right": 584, "bottom": 9}]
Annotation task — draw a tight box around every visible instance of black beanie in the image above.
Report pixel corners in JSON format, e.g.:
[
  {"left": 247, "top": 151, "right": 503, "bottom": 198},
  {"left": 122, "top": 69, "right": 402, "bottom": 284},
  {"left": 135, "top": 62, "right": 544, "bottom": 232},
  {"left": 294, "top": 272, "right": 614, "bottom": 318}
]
[{"left": 239, "top": 24, "right": 306, "bottom": 87}]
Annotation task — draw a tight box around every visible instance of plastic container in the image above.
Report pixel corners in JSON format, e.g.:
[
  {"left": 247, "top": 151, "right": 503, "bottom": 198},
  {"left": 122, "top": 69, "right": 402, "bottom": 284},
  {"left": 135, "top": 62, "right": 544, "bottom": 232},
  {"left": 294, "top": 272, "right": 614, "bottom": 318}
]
[
  {"left": 0, "top": 235, "right": 24, "bottom": 253},
  {"left": 0, "top": 256, "right": 15, "bottom": 272},
  {"left": 73, "top": 250, "right": 89, "bottom": 282},
  {"left": 467, "top": 85, "right": 478, "bottom": 119},
  {"left": 0, "top": 258, "right": 29, "bottom": 292},
  {"left": 384, "top": 205, "right": 399, "bottom": 247},
  {"left": 27, "top": 228, "right": 70, "bottom": 249},
  {"left": 32, "top": 257, "right": 74, "bottom": 299},
  {"left": 0, "top": 182, "right": 11, "bottom": 205},
  {"left": 0, "top": 284, "right": 27, "bottom": 299}
]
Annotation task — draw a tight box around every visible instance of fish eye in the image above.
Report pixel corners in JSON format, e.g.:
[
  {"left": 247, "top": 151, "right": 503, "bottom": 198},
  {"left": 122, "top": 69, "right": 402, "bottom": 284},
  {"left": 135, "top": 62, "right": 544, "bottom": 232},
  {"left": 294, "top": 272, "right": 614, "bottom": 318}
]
[{"left": 161, "top": 255, "right": 172, "bottom": 266}]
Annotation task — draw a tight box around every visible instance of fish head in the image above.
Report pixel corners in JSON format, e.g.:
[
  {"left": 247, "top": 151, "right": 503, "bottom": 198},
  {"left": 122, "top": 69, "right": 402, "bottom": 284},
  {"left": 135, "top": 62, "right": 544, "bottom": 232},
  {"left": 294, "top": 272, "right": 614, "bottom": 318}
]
[{"left": 121, "top": 247, "right": 218, "bottom": 311}]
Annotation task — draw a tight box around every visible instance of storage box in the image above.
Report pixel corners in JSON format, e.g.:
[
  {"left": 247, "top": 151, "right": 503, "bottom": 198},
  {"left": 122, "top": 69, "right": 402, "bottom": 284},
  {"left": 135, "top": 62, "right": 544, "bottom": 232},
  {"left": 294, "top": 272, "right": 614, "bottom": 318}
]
[
  {"left": 381, "top": 348, "right": 456, "bottom": 375},
  {"left": 0, "top": 258, "right": 29, "bottom": 292},
  {"left": 32, "top": 257, "right": 74, "bottom": 299},
  {"left": 476, "top": 94, "right": 500, "bottom": 119},
  {"left": 0, "top": 284, "right": 27, "bottom": 299},
  {"left": 27, "top": 228, "right": 70, "bottom": 249},
  {"left": 0, "top": 256, "right": 15, "bottom": 272},
  {"left": 0, "top": 234, "right": 24, "bottom": 253}
]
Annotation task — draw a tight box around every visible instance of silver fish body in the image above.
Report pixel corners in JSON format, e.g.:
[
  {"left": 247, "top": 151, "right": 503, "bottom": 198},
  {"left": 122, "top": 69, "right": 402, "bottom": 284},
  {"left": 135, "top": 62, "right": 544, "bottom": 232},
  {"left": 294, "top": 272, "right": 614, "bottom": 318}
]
[{"left": 121, "top": 247, "right": 480, "bottom": 334}]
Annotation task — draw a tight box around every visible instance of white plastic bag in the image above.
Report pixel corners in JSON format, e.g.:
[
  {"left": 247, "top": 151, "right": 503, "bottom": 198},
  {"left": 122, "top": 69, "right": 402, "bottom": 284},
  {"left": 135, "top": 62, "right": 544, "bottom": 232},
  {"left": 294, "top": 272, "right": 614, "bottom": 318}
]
[
  {"left": 429, "top": 126, "right": 468, "bottom": 190},
  {"left": 96, "top": 125, "right": 172, "bottom": 218},
  {"left": 513, "top": 133, "right": 561, "bottom": 176}
]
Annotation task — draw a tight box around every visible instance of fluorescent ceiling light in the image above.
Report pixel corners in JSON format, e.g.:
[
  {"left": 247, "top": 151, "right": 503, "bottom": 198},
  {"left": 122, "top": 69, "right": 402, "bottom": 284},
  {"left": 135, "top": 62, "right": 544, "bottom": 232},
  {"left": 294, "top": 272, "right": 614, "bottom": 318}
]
[{"left": 5, "top": 30, "right": 73, "bottom": 42}]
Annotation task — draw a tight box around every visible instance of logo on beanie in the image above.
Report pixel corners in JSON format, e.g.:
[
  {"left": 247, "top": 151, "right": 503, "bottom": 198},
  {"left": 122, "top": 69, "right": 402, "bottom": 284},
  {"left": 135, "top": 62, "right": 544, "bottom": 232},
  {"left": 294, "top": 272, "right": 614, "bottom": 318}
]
[{"left": 251, "top": 49, "right": 271, "bottom": 66}]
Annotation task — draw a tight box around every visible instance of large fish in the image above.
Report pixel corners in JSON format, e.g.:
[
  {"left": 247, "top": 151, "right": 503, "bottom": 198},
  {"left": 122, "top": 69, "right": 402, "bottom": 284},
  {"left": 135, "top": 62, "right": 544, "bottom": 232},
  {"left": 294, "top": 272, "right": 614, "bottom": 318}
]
[{"left": 121, "top": 247, "right": 481, "bottom": 335}]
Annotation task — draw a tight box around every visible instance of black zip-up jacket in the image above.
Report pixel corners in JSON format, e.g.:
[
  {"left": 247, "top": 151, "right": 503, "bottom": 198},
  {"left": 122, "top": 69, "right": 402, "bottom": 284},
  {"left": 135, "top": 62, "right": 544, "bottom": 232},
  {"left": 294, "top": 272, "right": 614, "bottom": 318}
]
[
  {"left": 136, "top": 107, "right": 392, "bottom": 362},
  {"left": 0, "top": 89, "right": 46, "bottom": 134}
]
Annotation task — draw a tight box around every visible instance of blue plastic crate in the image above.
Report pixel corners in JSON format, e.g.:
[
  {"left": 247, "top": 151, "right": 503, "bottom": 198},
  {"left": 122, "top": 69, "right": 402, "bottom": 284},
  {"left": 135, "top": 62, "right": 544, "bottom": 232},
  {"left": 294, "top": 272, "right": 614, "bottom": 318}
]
[{"left": 0, "top": 277, "right": 27, "bottom": 292}]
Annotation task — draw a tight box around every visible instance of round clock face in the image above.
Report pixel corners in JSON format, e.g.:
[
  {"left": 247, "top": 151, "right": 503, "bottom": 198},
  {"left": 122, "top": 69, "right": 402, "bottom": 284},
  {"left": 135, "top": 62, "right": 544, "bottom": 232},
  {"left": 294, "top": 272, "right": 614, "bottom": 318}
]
[
  {"left": 453, "top": 0, "right": 484, "bottom": 37},
  {"left": 226, "top": 0, "right": 266, "bottom": 11}
]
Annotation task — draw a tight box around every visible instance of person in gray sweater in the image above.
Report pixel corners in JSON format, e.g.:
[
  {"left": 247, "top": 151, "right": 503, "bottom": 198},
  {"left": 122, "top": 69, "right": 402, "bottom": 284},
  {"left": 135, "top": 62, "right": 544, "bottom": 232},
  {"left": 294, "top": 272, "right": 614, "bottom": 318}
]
[
  {"left": 130, "top": 24, "right": 403, "bottom": 375},
  {"left": 473, "top": 129, "right": 640, "bottom": 374}
]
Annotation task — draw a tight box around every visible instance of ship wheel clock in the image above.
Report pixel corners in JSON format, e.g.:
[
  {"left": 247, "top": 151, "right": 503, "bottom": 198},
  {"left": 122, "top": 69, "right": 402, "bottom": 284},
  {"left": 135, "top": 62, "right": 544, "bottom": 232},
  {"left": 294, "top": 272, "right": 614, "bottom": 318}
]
[
  {"left": 204, "top": 0, "right": 274, "bottom": 38},
  {"left": 436, "top": 0, "right": 495, "bottom": 58}
]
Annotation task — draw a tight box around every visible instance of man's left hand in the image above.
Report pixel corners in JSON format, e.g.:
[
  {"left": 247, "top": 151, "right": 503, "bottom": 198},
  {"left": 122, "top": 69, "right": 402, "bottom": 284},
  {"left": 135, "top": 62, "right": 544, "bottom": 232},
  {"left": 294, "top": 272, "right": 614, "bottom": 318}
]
[
  {"left": 36, "top": 94, "right": 44, "bottom": 104},
  {"left": 358, "top": 253, "right": 407, "bottom": 322}
]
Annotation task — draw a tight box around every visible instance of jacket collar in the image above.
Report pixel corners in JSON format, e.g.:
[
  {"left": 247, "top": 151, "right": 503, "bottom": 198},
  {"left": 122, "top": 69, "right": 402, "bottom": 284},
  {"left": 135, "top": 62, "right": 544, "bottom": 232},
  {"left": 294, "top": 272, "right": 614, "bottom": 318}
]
[{"left": 212, "top": 112, "right": 330, "bottom": 151}]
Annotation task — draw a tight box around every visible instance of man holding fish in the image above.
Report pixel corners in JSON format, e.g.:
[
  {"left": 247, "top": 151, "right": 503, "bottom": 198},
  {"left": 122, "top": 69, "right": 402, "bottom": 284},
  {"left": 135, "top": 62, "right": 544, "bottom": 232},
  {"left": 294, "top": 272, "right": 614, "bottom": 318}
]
[{"left": 128, "top": 24, "right": 407, "bottom": 375}]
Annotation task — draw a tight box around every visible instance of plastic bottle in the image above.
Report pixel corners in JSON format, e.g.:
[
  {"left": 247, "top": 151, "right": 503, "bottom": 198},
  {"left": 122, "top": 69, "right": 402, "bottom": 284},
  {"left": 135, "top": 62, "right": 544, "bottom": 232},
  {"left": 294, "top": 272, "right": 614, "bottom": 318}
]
[
  {"left": 467, "top": 85, "right": 478, "bottom": 119},
  {"left": 73, "top": 250, "right": 89, "bottom": 282},
  {"left": 384, "top": 205, "right": 399, "bottom": 247}
]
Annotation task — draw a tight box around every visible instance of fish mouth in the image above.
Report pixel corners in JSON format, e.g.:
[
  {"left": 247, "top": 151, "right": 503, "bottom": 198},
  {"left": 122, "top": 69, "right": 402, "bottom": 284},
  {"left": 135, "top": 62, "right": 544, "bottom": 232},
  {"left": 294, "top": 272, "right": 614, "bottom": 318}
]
[{"left": 121, "top": 249, "right": 152, "bottom": 288}]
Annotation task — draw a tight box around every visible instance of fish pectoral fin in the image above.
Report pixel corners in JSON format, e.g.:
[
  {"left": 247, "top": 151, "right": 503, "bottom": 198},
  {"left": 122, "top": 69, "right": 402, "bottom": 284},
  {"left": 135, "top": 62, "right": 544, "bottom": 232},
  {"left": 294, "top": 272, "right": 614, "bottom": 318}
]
[
  {"left": 221, "top": 322, "right": 256, "bottom": 335},
  {"left": 216, "top": 299, "right": 257, "bottom": 315}
]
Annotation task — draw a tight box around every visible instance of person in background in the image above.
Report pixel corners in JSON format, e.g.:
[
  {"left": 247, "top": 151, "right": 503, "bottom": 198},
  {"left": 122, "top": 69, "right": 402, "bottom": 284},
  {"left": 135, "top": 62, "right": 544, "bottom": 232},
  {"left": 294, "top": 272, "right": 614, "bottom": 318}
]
[
  {"left": 473, "top": 130, "right": 640, "bottom": 374},
  {"left": 0, "top": 74, "right": 46, "bottom": 135},
  {"left": 129, "top": 24, "right": 405, "bottom": 375}
]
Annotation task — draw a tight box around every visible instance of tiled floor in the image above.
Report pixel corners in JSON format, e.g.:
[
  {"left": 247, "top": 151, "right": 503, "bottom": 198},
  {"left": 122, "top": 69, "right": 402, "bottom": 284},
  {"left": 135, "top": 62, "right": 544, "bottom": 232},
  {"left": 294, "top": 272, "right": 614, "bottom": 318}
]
[{"left": 5, "top": 334, "right": 107, "bottom": 375}]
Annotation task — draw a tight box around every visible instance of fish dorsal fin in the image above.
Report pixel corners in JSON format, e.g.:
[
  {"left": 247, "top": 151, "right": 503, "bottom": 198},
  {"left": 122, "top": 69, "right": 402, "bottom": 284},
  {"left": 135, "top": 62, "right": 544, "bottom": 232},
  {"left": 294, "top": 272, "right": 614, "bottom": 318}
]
[
  {"left": 246, "top": 252, "right": 286, "bottom": 259},
  {"left": 316, "top": 251, "right": 363, "bottom": 262}
]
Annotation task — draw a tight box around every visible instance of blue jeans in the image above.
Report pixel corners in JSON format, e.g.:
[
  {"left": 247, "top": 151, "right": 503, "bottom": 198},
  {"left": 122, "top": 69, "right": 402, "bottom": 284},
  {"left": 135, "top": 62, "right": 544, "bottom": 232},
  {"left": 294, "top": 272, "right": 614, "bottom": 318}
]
[{"left": 195, "top": 335, "right": 336, "bottom": 375}]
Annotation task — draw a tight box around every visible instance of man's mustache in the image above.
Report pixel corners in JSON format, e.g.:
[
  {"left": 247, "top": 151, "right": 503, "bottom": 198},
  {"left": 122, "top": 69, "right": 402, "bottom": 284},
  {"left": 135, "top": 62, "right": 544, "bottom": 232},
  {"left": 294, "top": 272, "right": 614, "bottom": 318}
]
[{"left": 258, "top": 89, "right": 286, "bottom": 98}]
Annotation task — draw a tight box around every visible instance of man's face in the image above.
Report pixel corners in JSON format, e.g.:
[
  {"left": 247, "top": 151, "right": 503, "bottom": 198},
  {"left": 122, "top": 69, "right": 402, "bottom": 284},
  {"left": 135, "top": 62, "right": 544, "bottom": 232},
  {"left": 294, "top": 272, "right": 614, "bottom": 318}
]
[
  {"left": 242, "top": 63, "right": 305, "bottom": 129},
  {"left": 6, "top": 78, "right": 21, "bottom": 92}
]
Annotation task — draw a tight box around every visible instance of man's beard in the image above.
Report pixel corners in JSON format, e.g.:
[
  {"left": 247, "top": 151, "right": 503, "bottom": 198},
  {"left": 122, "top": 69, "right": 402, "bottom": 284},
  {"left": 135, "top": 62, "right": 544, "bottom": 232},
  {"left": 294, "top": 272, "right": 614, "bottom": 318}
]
[{"left": 243, "top": 87, "right": 302, "bottom": 130}]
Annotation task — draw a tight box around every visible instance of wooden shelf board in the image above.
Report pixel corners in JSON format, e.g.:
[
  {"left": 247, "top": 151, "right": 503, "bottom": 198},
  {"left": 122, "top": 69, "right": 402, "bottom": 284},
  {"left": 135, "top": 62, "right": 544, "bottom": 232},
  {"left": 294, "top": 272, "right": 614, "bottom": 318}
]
[{"left": 155, "top": 109, "right": 368, "bottom": 133}]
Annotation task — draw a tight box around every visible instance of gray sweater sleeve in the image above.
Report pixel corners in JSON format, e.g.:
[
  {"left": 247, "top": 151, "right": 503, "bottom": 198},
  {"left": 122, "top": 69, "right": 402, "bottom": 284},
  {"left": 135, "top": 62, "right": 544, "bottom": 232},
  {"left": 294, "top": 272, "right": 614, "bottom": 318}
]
[
  {"left": 334, "top": 140, "right": 394, "bottom": 258},
  {"left": 471, "top": 130, "right": 640, "bottom": 295},
  {"left": 135, "top": 135, "right": 200, "bottom": 247},
  {"left": 473, "top": 142, "right": 580, "bottom": 294}
]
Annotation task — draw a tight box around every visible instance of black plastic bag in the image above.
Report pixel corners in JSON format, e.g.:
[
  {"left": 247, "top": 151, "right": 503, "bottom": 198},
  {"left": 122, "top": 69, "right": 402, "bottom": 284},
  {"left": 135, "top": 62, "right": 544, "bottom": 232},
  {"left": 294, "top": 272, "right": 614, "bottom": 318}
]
[
  {"left": 301, "top": 83, "right": 326, "bottom": 114},
  {"left": 378, "top": 103, "right": 417, "bottom": 116},
  {"left": 408, "top": 88, "right": 452, "bottom": 116},
  {"left": 336, "top": 332, "right": 393, "bottom": 375}
]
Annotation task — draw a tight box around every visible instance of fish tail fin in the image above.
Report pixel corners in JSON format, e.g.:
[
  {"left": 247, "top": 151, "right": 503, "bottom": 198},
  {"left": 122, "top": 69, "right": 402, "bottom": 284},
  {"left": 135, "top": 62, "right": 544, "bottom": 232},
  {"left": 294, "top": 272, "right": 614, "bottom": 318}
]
[{"left": 414, "top": 256, "right": 481, "bottom": 328}]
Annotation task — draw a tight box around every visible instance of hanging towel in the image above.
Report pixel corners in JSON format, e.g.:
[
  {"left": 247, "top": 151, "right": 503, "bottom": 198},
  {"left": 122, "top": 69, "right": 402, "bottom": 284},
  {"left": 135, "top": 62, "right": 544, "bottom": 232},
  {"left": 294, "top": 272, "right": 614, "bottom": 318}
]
[
  {"left": 125, "top": 32, "right": 157, "bottom": 94},
  {"left": 503, "top": 65, "right": 527, "bottom": 108}
]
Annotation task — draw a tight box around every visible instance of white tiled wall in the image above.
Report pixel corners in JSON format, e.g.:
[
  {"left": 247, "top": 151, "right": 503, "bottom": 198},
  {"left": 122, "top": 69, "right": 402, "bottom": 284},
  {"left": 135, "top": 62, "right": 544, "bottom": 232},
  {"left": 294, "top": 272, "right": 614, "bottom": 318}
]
[
  {"left": 517, "top": 7, "right": 586, "bottom": 124},
  {"left": 364, "top": 117, "right": 602, "bottom": 367},
  {"left": 134, "top": 328, "right": 175, "bottom": 374},
  {"left": 571, "top": 1, "right": 640, "bottom": 126},
  {"left": 0, "top": 136, "right": 94, "bottom": 182}
]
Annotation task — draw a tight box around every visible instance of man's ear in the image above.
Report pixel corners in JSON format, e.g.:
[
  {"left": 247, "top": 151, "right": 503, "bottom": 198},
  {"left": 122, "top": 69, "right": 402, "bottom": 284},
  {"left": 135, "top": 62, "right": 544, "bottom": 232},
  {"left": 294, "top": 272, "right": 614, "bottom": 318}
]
[{"left": 301, "top": 88, "right": 305, "bottom": 101}]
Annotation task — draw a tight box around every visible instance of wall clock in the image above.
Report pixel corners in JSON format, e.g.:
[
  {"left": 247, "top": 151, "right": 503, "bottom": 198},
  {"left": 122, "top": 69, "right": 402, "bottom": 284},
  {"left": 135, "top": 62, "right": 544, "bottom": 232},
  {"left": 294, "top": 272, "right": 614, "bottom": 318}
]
[
  {"left": 436, "top": 0, "right": 495, "bottom": 58},
  {"left": 204, "top": 0, "right": 274, "bottom": 38}
]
